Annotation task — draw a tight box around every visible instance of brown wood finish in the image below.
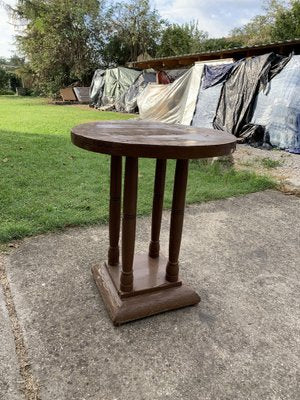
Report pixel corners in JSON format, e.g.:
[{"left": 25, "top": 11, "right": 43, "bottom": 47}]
[
  {"left": 166, "top": 159, "right": 189, "bottom": 283},
  {"left": 120, "top": 157, "right": 138, "bottom": 293},
  {"left": 149, "top": 159, "right": 167, "bottom": 258},
  {"left": 71, "top": 120, "right": 236, "bottom": 159},
  {"left": 106, "top": 253, "right": 181, "bottom": 299},
  {"left": 92, "top": 264, "right": 200, "bottom": 326},
  {"left": 71, "top": 121, "right": 236, "bottom": 325},
  {"left": 108, "top": 156, "right": 122, "bottom": 266}
]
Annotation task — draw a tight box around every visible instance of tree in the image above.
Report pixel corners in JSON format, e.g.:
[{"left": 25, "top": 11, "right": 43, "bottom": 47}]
[
  {"left": 102, "top": 0, "right": 165, "bottom": 65},
  {"left": 157, "top": 22, "right": 208, "bottom": 57},
  {"left": 199, "top": 37, "right": 244, "bottom": 52},
  {"left": 271, "top": 0, "right": 300, "bottom": 40},
  {"left": 0, "top": 67, "right": 9, "bottom": 89},
  {"left": 0, "top": 55, "right": 23, "bottom": 91},
  {"left": 230, "top": 14, "right": 273, "bottom": 46},
  {"left": 8, "top": 0, "right": 104, "bottom": 95},
  {"left": 230, "top": 0, "right": 300, "bottom": 46}
]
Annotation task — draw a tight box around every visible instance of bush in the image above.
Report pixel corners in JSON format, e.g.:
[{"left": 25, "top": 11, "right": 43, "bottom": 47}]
[{"left": 0, "top": 89, "right": 15, "bottom": 95}]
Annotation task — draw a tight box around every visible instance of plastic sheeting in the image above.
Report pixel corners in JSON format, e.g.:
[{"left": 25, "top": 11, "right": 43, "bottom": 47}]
[
  {"left": 123, "top": 71, "right": 156, "bottom": 113},
  {"left": 213, "top": 53, "right": 291, "bottom": 139},
  {"left": 192, "top": 83, "right": 223, "bottom": 129},
  {"left": 101, "top": 67, "right": 141, "bottom": 111},
  {"left": 73, "top": 87, "right": 90, "bottom": 103},
  {"left": 90, "top": 69, "right": 105, "bottom": 106},
  {"left": 192, "top": 60, "right": 234, "bottom": 128},
  {"left": 137, "top": 63, "right": 205, "bottom": 125},
  {"left": 202, "top": 63, "right": 235, "bottom": 90},
  {"left": 251, "top": 55, "right": 300, "bottom": 151},
  {"left": 138, "top": 60, "right": 231, "bottom": 126}
]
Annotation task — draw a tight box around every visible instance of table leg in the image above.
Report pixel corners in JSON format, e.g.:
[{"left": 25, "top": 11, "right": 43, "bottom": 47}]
[
  {"left": 92, "top": 157, "right": 200, "bottom": 325},
  {"left": 149, "top": 159, "right": 167, "bottom": 258},
  {"left": 166, "top": 159, "right": 189, "bottom": 282},
  {"left": 120, "top": 157, "right": 138, "bottom": 293},
  {"left": 108, "top": 156, "right": 122, "bottom": 266}
]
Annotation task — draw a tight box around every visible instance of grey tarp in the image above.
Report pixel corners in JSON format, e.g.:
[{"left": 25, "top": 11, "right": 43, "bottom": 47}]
[
  {"left": 192, "top": 61, "right": 234, "bottom": 128},
  {"left": 73, "top": 87, "right": 90, "bottom": 103},
  {"left": 192, "top": 83, "right": 223, "bottom": 128},
  {"left": 122, "top": 71, "right": 156, "bottom": 113},
  {"left": 213, "top": 53, "right": 291, "bottom": 139},
  {"left": 89, "top": 69, "right": 105, "bottom": 106},
  {"left": 101, "top": 67, "right": 141, "bottom": 111},
  {"left": 251, "top": 55, "right": 300, "bottom": 151}
]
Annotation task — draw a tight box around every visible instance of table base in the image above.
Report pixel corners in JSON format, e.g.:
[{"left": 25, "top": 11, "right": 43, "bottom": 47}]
[{"left": 92, "top": 260, "right": 201, "bottom": 326}]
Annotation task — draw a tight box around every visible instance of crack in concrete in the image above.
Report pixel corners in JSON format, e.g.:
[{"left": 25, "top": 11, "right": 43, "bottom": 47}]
[{"left": 0, "top": 256, "right": 41, "bottom": 400}]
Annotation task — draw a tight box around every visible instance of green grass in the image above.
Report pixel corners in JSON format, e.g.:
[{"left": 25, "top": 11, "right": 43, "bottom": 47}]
[
  {"left": 260, "top": 157, "right": 282, "bottom": 169},
  {"left": 0, "top": 96, "right": 275, "bottom": 243}
]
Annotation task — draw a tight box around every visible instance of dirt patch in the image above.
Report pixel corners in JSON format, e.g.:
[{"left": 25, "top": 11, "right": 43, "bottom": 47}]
[{"left": 233, "top": 144, "right": 300, "bottom": 195}]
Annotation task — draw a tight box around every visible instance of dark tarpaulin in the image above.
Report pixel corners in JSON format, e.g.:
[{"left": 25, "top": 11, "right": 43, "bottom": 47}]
[
  {"left": 202, "top": 62, "right": 236, "bottom": 89},
  {"left": 213, "top": 53, "right": 291, "bottom": 140}
]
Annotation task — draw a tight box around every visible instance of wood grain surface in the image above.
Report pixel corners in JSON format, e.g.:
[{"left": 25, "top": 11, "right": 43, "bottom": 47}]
[{"left": 71, "top": 120, "right": 236, "bottom": 159}]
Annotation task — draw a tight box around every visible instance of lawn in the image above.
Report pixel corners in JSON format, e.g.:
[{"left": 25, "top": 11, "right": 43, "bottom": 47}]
[{"left": 0, "top": 96, "right": 274, "bottom": 243}]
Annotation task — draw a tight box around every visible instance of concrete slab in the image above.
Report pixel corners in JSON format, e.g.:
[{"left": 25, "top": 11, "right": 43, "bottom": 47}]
[
  {"left": 0, "top": 282, "right": 25, "bottom": 400},
  {"left": 4, "top": 190, "right": 300, "bottom": 400}
]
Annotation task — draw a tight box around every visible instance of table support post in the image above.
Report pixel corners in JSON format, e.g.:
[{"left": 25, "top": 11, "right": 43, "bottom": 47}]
[
  {"left": 120, "top": 157, "right": 138, "bottom": 292},
  {"left": 149, "top": 159, "right": 167, "bottom": 258},
  {"left": 108, "top": 156, "right": 122, "bottom": 266},
  {"left": 166, "top": 159, "right": 189, "bottom": 283}
]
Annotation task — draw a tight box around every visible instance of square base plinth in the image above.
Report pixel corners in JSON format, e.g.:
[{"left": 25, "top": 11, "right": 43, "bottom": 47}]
[{"left": 92, "top": 255, "right": 201, "bottom": 326}]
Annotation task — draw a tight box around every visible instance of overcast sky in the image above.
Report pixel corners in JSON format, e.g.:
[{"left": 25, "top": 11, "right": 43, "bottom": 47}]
[{"left": 0, "top": 0, "right": 264, "bottom": 58}]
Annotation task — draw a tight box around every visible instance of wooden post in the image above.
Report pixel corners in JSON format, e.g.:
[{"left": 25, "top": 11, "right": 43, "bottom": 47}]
[
  {"left": 149, "top": 159, "right": 167, "bottom": 258},
  {"left": 166, "top": 159, "right": 189, "bottom": 282},
  {"left": 108, "top": 156, "right": 122, "bottom": 266},
  {"left": 120, "top": 157, "right": 138, "bottom": 292}
]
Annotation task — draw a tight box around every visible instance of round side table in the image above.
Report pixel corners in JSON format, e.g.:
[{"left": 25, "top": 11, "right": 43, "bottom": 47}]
[{"left": 71, "top": 120, "right": 236, "bottom": 325}]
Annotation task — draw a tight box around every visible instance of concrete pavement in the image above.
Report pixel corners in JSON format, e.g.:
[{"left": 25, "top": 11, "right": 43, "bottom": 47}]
[{"left": 1, "top": 190, "right": 299, "bottom": 400}]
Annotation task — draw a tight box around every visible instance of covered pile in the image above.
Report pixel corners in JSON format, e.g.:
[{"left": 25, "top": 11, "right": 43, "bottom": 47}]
[
  {"left": 90, "top": 66, "right": 155, "bottom": 113},
  {"left": 89, "top": 53, "right": 300, "bottom": 152}
]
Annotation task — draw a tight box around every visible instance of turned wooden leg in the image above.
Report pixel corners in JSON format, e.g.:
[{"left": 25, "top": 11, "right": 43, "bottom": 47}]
[
  {"left": 120, "top": 157, "right": 138, "bottom": 292},
  {"left": 149, "top": 159, "right": 167, "bottom": 258},
  {"left": 108, "top": 156, "right": 122, "bottom": 266},
  {"left": 166, "top": 159, "right": 189, "bottom": 282}
]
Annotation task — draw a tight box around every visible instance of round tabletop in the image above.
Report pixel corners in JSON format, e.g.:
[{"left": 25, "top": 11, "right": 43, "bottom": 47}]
[{"left": 71, "top": 120, "right": 236, "bottom": 159}]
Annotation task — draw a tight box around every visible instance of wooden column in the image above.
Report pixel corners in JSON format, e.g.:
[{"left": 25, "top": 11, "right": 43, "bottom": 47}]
[
  {"left": 166, "top": 159, "right": 189, "bottom": 282},
  {"left": 120, "top": 157, "right": 138, "bottom": 292},
  {"left": 149, "top": 159, "right": 167, "bottom": 258},
  {"left": 108, "top": 156, "right": 122, "bottom": 266}
]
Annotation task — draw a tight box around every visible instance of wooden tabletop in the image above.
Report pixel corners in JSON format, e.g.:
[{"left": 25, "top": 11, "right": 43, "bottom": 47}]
[{"left": 71, "top": 120, "right": 236, "bottom": 159}]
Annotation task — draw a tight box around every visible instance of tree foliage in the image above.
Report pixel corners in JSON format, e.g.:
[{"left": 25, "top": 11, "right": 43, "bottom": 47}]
[
  {"left": 0, "top": 55, "right": 23, "bottom": 90},
  {"left": 157, "top": 22, "right": 207, "bottom": 57},
  {"left": 230, "top": 0, "right": 300, "bottom": 45},
  {"left": 9, "top": 0, "right": 104, "bottom": 95},
  {"left": 102, "top": 0, "right": 165, "bottom": 66},
  {"left": 271, "top": 0, "right": 300, "bottom": 40},
  {"left": 3, "top": 0, "right": 299, "bottom": 96}
]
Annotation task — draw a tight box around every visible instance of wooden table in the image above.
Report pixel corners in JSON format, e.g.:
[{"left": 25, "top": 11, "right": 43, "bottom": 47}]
[{"left": 71, "top": 120, "right": 236, "bottom": 325}]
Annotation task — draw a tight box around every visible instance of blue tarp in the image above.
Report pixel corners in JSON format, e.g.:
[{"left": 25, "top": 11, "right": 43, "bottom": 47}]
[
  {"left": 251, "top": 55, "right": 300, "bottom": 151},
  {"left": 202, "top": 63, "right": 236, "bottom": 89}
]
